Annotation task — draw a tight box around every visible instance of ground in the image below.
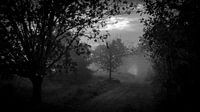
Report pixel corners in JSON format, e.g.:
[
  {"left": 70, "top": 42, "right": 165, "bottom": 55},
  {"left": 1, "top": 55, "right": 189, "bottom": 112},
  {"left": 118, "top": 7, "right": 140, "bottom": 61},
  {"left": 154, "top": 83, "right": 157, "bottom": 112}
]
[
  {"left": 0, "top": 72, "right": 155, "bottom": 112},
  {"left": 81, "top": 82, "right": 155, "bottom": 112}
]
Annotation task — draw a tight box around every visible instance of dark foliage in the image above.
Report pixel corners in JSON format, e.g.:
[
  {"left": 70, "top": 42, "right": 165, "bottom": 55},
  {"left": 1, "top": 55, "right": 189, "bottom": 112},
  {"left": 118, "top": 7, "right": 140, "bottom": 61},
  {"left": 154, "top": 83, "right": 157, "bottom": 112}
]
[{"left": 140, "top": 0, "right": 199, "bottom": 111}]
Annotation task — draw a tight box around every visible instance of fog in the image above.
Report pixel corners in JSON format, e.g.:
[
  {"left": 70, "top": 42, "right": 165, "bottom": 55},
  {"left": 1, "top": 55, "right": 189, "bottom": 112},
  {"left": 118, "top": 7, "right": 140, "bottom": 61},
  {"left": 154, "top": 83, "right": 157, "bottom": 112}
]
[
  {"left": 88, "top": 52, "right": 153, "bottom": 83},
  {"left": 121, "top": 53, "right": 153, "bottom": 83}
]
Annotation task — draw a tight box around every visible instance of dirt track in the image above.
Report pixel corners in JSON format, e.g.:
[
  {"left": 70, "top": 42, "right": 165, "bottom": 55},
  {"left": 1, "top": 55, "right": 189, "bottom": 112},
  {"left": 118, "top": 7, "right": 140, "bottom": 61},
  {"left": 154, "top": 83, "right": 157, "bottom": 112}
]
[{"left": 81, "top": 82, "right": 155, "bottom": 112}]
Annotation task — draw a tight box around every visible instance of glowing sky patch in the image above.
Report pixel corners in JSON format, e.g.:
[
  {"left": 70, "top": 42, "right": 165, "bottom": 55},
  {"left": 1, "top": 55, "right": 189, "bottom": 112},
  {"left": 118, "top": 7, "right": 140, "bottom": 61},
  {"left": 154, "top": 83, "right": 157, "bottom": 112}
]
[
  {"left": 80, "top": 3, "right": 147, "bottom": 49},
  {"left": 101, "top": 16, "right": 137, "bottom": 31}
]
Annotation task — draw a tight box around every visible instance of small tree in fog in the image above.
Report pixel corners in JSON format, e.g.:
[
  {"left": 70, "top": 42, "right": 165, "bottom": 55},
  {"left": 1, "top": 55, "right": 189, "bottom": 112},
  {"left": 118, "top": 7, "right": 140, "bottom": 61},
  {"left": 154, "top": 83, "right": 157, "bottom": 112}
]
[{"left": 92, "top": 38, "right": 127, "bottom": 80}]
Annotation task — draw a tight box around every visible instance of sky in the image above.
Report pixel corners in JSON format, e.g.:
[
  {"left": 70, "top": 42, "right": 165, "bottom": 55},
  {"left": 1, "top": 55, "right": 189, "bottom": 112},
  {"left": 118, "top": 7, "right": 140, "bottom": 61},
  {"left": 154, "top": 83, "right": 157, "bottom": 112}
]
[
  {"left": 101, "top": 13, "right": 144, "bottom": 47},
  {"left": 82, "top": 3, "right": 146, "bottom": 49}
]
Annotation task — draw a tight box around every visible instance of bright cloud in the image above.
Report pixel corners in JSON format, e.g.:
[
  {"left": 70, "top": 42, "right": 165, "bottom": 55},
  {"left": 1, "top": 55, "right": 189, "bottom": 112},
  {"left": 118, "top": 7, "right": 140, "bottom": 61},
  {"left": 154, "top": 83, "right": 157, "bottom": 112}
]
[
  {"left": 81, "top": 13, "right": 145, "bottom": 49},
  {"left": 101, "top": 16, "right": 138, "bottom": 31}
]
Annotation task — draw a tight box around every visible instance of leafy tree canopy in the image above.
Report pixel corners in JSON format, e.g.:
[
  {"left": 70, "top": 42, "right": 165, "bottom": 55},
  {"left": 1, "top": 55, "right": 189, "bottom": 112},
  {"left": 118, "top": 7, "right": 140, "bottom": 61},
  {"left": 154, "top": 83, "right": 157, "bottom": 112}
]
[
  {"left": 0, "top": 0, "right": 134, "bottom": 102},
  {"left": 0, "top": 0, "right": 134, "bottom": 77}
]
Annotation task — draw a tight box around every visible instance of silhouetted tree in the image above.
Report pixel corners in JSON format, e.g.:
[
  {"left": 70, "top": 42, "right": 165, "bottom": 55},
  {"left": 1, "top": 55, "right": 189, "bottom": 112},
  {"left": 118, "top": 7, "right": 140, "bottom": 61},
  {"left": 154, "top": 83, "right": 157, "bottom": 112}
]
[
  {"left": 0, "top": 0, "right": 133, "bottom": 103},
  {"left": 140, "top": 0, "right": 199, "bottom": 111},
  {"left": 92, "top": 38, "right": 127, "bottom": 80}
]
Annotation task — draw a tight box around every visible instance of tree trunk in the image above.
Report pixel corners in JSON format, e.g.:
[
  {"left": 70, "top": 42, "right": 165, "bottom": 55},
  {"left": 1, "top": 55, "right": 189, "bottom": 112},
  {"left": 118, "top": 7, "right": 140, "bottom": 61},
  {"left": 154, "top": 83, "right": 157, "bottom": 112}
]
[
  {"left": 108, "top": 59, "right": 112, "bottom": 80},
  {"left": 109, "top": 68, "right": 111, "bottom": 80},
  {"left": 30, "top": 75, "right": 43, "bottom": 103}
]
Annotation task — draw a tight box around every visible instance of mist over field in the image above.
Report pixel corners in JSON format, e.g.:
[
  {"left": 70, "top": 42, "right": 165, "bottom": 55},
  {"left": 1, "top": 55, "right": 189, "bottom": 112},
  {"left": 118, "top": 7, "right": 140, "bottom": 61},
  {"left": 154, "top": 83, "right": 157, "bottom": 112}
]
[{"left": 88, "top": 52, "right": 153, "bottom": 83}]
